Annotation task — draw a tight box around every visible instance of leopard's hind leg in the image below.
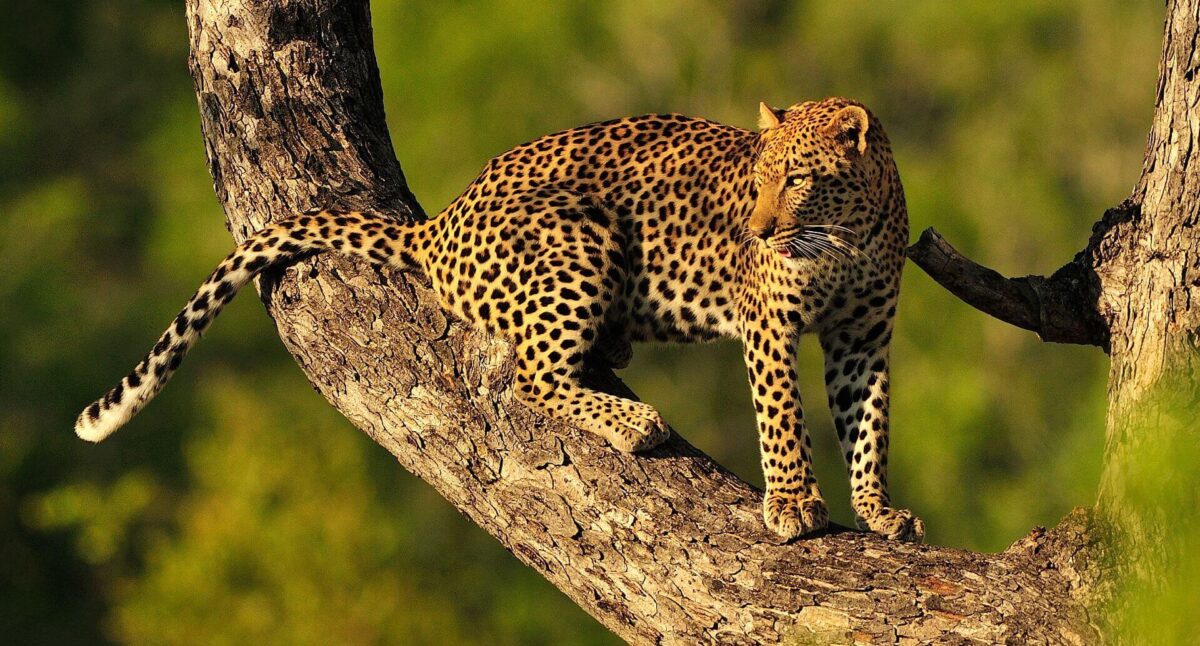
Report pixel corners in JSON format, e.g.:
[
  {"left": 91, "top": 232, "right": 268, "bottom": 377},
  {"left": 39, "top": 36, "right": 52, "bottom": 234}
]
[
  {"left": 450, "top": 187, "right": 666, "bottom": 452},
  {"left": 515, "top": 209, "right": 664, "bottom": 449},
  {"left": 514, "top": 341, "right": 667, "bottom": 452}
]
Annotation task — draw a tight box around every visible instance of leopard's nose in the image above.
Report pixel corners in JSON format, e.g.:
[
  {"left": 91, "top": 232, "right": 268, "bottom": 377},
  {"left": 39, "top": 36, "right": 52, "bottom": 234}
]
[{"left": 752, "top": 223, "right": 775, "bottom": 240}]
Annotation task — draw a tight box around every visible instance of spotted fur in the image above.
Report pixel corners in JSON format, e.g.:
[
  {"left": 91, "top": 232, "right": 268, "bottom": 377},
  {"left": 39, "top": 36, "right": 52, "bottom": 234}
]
[{"left": 77, "top": 97, "right": 922, "bottom": 542}]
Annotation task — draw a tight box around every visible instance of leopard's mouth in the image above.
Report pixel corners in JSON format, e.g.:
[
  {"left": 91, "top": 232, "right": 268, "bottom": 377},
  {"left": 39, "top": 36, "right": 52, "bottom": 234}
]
[
  {"left": 768, "top": 229, "right": 804, "bottom": 259},
  {"left": 763, "top": 226, "right": 805, "bottom": 259},
  {"left": 767, "top": 225, "right": 866, "bottom": 263}
]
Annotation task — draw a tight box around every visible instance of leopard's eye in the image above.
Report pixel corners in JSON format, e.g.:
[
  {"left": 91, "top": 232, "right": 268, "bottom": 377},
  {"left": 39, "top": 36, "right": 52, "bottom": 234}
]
[{"left": 787, "top": 173, "right": 810, "bottom": 188}]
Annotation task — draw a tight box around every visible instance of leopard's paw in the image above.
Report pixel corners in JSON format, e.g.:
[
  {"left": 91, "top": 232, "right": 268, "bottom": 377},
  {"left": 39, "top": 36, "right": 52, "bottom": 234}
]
[
  {"left": 605, "top": 403, "right": 669, "bottom": 453},
  {"left": 763, "top": 492, "right": 828, "bottom": 540},
  {"left": 857, "top": 507, "right": 925, "bottom": 543}
]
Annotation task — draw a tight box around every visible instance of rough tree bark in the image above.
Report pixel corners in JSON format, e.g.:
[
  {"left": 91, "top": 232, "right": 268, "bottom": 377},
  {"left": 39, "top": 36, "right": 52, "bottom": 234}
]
[{"left": 183, "top": 0, "right": 1191, "bottom": 643}]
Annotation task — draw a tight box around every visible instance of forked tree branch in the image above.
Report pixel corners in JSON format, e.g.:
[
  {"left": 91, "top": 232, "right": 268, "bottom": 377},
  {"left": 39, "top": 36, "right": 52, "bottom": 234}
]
[
  {"left": 907, "top": 228, "right": 1109, "bottom": 349},
  {"left": 184, "top": 1, "right": 1098, "bottom": 642}
]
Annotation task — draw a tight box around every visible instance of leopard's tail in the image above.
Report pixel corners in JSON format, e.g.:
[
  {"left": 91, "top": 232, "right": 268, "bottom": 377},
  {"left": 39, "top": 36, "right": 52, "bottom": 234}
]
[{"left": 75, "top": 211, "right": 430, "bottom": 442}]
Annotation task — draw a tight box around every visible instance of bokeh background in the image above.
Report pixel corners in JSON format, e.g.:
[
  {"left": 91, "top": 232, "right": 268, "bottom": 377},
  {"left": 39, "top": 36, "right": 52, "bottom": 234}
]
[{"left": 0, "top": 1, "right": 1164, "bottom": 643}]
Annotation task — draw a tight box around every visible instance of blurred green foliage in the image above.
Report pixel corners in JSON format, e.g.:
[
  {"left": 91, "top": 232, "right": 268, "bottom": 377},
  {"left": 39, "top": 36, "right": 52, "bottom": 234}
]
[
  {"left": 1099, "top": 372, "right": 1200, "bottom": 638},
  {"left": 0, "top": 1, "right": 1166, "bottom": 643}
]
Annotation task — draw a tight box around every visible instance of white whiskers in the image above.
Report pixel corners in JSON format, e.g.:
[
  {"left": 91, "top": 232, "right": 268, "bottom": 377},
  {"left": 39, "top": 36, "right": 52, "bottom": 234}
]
[{"left": 767, "top": 224, "right": 872, "bottom": 265}]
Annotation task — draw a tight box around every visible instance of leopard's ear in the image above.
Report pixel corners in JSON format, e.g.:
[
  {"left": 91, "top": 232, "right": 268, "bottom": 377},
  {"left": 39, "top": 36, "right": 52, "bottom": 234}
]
[
  {"left": 758, "top": 102, "right": 785, "bottom": 130},
  {"left": 821, "top": 105, "right": 870, "bottom": 157}
]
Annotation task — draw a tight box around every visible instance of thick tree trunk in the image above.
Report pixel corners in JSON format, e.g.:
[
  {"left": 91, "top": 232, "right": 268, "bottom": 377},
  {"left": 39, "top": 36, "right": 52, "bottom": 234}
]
[
  {"left": 184, "top": 0, "right": 1193, "bottom": 642},
  {"left": 1089, "top": 0, "right": 1200, "bottom": 593}
]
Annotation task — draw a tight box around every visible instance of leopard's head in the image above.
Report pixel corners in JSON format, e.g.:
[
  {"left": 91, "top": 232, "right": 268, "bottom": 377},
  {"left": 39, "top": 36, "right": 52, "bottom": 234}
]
[{"left": 748, "top": 97, "right": 883, "bottom": 260}]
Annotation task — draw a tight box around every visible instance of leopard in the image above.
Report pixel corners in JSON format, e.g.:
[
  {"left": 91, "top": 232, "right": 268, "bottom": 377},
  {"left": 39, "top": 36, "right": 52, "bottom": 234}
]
[{"left": 76, "top": 97, "right": 923, "bottom": 543}]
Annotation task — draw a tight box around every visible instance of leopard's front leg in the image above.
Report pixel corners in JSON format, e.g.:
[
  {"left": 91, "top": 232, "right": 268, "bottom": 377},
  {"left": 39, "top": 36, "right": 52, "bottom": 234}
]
[
  {"left": 743, "top": 326, "right": 828, "bottom": 540},
  {"left": 821, "top": 320, "right": 924, "bottom": 542}
]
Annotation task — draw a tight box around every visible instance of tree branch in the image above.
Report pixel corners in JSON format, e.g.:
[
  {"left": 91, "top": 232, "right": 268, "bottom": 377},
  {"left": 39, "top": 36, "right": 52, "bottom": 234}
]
[
  {"left": 185, "top": 1, "right": 1097, "bottom": 642},
  {"left": 908, "top": 228, "right": 1109, "bottom": 349}
]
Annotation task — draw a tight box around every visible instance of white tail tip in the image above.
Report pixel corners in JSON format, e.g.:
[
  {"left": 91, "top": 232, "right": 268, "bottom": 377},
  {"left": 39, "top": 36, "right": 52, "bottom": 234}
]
[{"left": 74, "top": 403, "right": 133, "bottom": 443}]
